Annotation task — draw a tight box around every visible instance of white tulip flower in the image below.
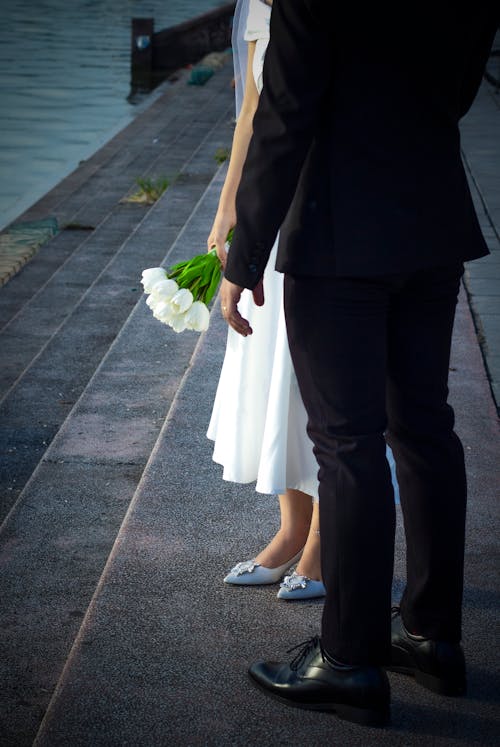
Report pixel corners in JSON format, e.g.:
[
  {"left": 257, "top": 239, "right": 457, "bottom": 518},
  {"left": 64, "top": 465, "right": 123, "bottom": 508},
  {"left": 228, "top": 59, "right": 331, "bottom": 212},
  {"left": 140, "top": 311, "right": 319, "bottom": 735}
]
[
  {"left": 141, "top": 267, "right": 167, "bottom": 293},
  {"left": 170, "top": 288, "right": 194, "bottom": 314},
  {"left": 150, "top": 277, "right": 178, "bottom": 302},
  {"left": 170, "top": 311, "right": 188, "bottom": 333},
  {"left": 185, "top": 301, "right": 210, "bottom": 332},
  {"left": 152, "top": 300, "right": 176, "bottom": 324},
  {"left": 141, "top": 246, "right": 222, "bottom": 335}
]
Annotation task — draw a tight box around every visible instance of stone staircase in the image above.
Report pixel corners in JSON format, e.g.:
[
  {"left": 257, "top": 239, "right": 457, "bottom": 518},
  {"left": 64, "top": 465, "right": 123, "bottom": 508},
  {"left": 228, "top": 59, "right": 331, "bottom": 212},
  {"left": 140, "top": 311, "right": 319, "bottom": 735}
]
[
  {"left": 0, "top": 65, "right": 236, "bottom": 746},
  {"left": 0, "top": 65, "right": 234, "bottom": 521},
  {"left": 1, "top": 64, "right": 499, "bottom": 747}
]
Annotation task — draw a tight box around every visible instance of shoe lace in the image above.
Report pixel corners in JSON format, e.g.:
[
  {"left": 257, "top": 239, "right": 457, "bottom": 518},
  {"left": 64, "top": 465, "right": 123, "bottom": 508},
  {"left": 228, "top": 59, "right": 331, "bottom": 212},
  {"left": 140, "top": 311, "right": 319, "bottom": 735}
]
[
  {"left": 391, "top": 604, "right": 401, "bottom": 619},
  {"left": 286, "top": 635, "right": 325, "bottom": 671}
]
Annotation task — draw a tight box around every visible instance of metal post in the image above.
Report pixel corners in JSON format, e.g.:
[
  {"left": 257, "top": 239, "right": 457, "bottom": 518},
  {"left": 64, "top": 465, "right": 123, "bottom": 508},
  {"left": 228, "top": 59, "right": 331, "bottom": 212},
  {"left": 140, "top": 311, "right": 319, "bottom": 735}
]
[{"left": 131, "top": 18, "right": 154, "bottom": 95}]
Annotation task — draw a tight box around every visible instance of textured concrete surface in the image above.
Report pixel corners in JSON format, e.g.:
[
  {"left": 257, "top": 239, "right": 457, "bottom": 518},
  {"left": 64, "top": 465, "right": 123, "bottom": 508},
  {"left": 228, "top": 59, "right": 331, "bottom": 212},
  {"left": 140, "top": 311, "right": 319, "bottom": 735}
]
[
  {"left": 0, "top": 173, "right": 228, "bottom": 746},
  {"left": 32, "top": 283, "right": 500, "bottom": 747}
]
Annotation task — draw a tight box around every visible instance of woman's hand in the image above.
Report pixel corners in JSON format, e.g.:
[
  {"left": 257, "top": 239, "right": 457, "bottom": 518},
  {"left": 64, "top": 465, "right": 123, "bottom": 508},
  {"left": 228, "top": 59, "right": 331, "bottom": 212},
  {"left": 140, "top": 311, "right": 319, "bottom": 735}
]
[{"left": 207, "top": 209, "right": 236, "bottom": 271}]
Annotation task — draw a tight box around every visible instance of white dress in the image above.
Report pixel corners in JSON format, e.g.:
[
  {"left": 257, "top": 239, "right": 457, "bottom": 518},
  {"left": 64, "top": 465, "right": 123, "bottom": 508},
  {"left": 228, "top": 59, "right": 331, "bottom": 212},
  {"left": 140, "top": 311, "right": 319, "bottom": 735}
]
[{"left": 207, "top": 0, "right": 320, "bottom": 500}]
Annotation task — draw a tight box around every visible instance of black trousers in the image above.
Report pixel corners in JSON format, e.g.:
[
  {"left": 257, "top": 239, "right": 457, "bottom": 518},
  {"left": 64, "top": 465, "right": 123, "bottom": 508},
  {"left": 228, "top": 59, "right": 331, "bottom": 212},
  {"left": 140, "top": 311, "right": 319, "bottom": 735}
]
[{"left": 284, "top": 263, "right": 466, "bottom": 665}]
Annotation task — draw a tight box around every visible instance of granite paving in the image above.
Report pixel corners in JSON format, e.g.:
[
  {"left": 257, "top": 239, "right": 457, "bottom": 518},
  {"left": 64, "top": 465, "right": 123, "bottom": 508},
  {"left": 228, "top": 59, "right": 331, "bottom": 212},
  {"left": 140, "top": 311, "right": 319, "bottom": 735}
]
[{"left": 32, "top": 284, "right": 500, "bottom": 747}]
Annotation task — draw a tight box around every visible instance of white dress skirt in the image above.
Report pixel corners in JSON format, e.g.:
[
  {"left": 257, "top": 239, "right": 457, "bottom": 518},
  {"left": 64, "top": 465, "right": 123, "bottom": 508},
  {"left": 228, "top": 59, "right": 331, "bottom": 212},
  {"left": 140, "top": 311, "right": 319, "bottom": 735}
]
[{"left": 207, "top": 239, "right": 320, "bottom": 500}]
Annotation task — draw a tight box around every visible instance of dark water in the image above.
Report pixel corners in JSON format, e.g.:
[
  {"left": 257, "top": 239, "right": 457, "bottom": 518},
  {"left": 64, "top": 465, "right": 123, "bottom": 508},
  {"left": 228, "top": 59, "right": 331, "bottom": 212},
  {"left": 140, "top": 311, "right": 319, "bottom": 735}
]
[{"left": 0, "top": 0, "right": 225, "bottom": 230}]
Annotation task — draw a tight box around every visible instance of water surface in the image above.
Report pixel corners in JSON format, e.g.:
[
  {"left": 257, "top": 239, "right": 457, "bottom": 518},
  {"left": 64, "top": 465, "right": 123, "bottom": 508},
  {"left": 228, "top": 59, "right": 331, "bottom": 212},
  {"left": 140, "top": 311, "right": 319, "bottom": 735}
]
[{"left": 0, "top": 0, "right": 224, "bottom": 230}]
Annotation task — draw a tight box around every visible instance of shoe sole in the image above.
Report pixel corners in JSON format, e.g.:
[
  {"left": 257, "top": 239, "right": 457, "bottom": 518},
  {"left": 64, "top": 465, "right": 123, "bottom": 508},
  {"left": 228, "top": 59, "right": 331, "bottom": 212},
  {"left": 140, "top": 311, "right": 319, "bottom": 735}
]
[
  {"left": 224, "top": 579, "right": 280, "bottom": 585},
  {"left": 248, "top": 672, "right": 390, "bottom": 728},
  {"left": 386, "top": 664, "right": 466, "bottom": 696},
  {"left": 276, "top": 592, "right": 326, "bottom": 601}
]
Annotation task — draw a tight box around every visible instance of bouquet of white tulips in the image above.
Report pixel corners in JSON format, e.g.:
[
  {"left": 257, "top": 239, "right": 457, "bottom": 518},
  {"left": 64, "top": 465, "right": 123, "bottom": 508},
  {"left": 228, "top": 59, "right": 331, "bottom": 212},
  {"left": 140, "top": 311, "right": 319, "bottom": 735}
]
[{"left": 141, "top": 241, "right": 227, "bottom": 333}]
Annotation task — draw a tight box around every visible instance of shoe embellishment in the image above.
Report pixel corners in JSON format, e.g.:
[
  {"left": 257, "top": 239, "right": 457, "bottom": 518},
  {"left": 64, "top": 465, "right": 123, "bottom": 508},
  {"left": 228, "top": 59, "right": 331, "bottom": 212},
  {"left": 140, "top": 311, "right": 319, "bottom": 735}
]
[
  {"left": 231, "top": 560, "right": 259, "bottom": 576},
  {"left": 280, "top": 572, "right": 309, "bottom": 591}
]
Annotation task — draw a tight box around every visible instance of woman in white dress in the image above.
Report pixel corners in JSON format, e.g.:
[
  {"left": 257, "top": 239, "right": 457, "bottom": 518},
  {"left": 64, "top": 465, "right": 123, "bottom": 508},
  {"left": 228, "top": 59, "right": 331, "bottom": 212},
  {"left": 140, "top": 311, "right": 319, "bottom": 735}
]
[{"left": 207, "top": 0, "right": 325, "bottom": 600}]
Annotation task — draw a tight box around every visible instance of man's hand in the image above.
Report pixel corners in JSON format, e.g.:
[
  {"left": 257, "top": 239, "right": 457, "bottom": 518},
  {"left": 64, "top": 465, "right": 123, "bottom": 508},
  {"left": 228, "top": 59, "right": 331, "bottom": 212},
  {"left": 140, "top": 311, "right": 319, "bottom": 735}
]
[{"left": 220, "top": 277, "right": 265, "bottom": 337}]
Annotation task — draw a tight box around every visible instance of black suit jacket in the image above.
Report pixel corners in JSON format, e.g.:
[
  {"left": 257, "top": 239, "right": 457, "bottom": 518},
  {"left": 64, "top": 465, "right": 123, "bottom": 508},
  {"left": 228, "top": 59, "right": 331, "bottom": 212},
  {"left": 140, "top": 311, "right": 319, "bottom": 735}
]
[{"left": 225, "top": 1, "right": 498, "bottom": 289}]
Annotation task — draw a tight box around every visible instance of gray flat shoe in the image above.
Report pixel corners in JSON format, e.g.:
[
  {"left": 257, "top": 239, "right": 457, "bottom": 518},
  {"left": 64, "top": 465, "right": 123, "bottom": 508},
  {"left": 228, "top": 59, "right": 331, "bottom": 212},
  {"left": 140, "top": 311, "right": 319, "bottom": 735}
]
[
  {"left": 224, "top": 551, "right": 303, "bottom": 585},
  {"left": 277, "top": 571, "right": 326, "bottom": 600}
]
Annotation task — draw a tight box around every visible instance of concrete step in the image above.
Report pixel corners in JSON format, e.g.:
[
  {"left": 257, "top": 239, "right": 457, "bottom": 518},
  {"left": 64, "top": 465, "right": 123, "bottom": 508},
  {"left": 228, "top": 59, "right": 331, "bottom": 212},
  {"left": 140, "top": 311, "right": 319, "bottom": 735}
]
[
  {"left": 0, "top": 165, "right": 229, "bottom": 747},
  {"left": 31, "top": 288, "right": 500, "bottom": 747},
  {"left": 0, "top": 69, "right": 235, "bottom": 521}
]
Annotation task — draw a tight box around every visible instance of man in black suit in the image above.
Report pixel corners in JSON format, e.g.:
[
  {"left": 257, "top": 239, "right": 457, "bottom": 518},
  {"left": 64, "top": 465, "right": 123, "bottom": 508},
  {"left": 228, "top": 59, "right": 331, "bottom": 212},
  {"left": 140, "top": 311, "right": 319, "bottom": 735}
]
[{"left": 220, "top": 1, "right": 498, "bottom": 727}]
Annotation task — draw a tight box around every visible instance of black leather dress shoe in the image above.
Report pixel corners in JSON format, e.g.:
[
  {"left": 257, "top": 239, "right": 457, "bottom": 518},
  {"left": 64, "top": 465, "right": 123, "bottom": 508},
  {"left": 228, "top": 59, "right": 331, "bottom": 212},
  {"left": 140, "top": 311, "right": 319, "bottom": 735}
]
[
  {"left": 388, "top": 607, "right": 466, "bottom": 696},
  {"left": 248, "top": 636, "right": 390, "bottom": 727}
]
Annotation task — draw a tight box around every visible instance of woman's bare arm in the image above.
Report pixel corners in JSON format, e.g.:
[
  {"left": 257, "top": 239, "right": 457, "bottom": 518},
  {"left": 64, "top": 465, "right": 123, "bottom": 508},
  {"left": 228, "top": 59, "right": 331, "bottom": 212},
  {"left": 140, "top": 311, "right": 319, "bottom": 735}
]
[{"left": 207, "top": 41, "right": 259, "bottom": 268}]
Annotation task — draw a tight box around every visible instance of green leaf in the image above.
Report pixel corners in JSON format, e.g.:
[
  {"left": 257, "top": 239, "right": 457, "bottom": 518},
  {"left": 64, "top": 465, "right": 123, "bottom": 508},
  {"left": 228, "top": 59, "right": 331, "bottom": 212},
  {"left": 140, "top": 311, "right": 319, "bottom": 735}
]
[
  {"left": 204, "top": 265, "right": 222, "bottom": 305},
  {"left": 166, "top": 250, "right": 222, "bottom": 301}
]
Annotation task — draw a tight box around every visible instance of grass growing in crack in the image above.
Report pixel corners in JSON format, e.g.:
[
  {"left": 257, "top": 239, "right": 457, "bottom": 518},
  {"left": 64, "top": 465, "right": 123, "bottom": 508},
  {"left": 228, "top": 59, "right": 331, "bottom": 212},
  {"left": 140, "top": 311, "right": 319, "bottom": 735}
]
[
  {"left": 214, "top": 147, "right": 230, "bottom": 165},
  {"left": 122, "top": 176, "right": 170, "bottom": 205}
]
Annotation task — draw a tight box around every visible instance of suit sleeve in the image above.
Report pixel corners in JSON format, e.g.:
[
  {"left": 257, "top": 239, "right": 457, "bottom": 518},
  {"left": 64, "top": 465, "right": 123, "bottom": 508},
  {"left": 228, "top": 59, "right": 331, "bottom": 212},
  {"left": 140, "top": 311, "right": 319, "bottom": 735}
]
[{"left": 225, "top": 0, "right": 333, "bottom": 289}]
